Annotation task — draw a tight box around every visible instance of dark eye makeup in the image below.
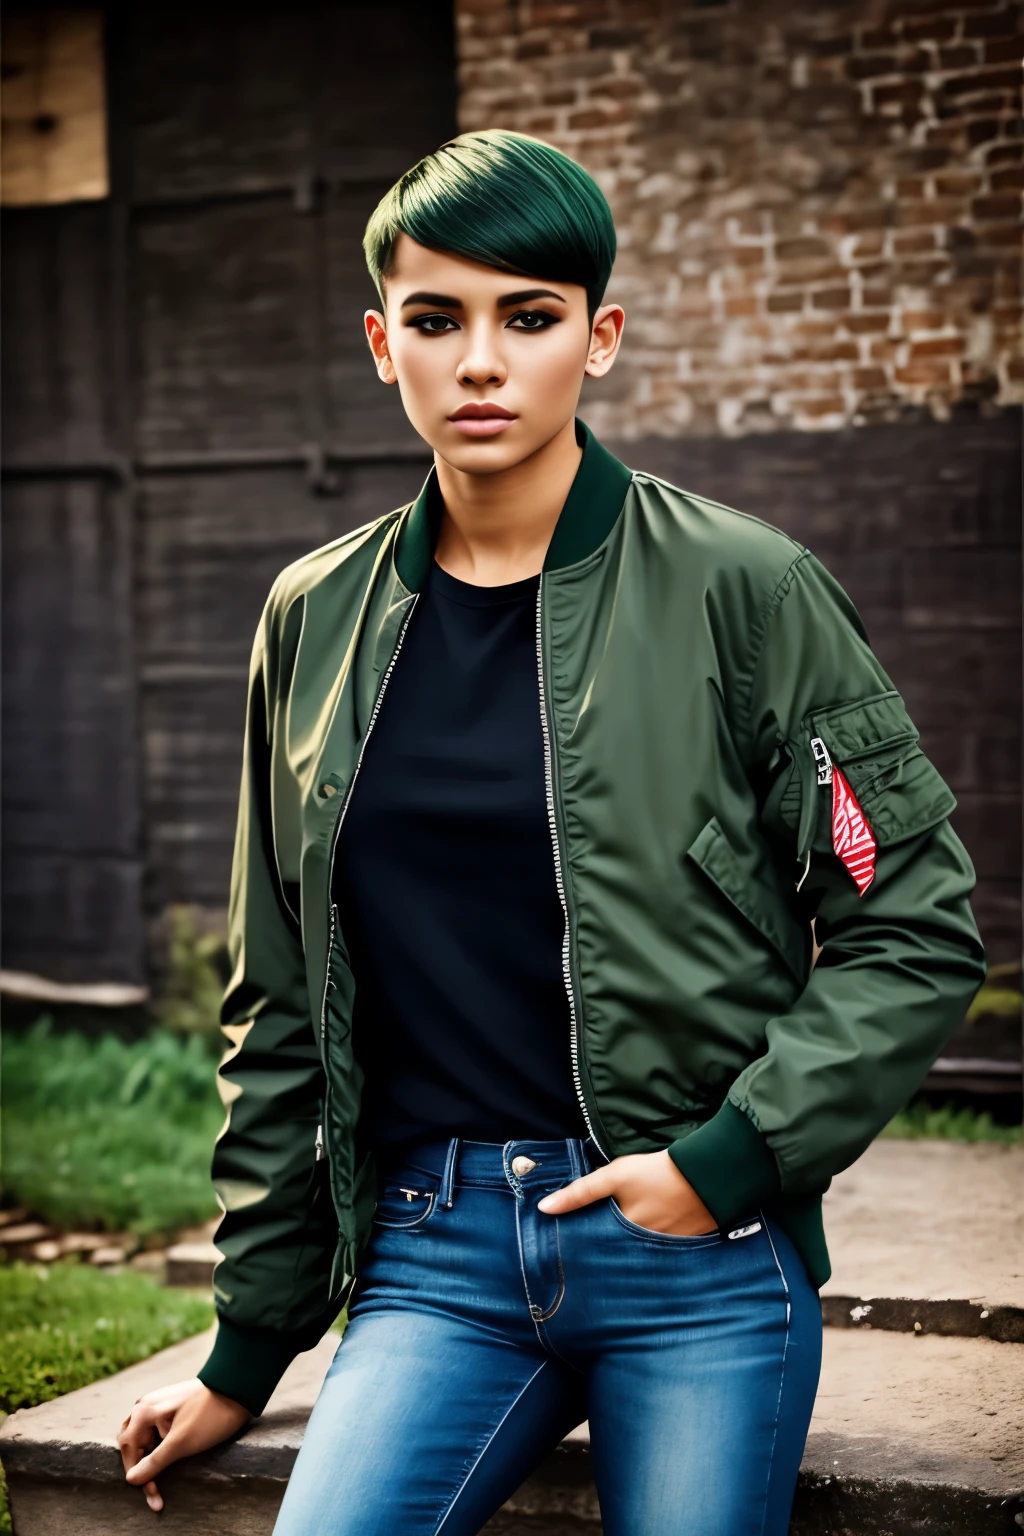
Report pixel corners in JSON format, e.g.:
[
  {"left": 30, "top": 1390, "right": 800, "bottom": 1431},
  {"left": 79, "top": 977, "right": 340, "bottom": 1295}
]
[{"left": 405, "top": 309, "right": 561, "bottom": 334}]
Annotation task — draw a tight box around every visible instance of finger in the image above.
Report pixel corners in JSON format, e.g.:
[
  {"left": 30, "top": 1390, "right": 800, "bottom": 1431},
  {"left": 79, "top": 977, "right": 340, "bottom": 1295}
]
[
  {"left": 125, "top": 1428, "right": 177, "bottom": 1488},
  {"left": 143, "top": 1479, "right": 164, "bottom": 1513},
  {"left": 537, "top": 1167, "right": 614, "bottom": 1213},
  {"left": 119, "top": 1415, "right": 156, "bottom": 1476}
]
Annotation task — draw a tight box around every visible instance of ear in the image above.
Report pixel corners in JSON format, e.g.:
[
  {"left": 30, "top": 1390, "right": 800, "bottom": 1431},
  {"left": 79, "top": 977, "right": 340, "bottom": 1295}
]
[
  {"left": 585, "top": 303, "right": 625, "bottom": 380},
  {"left": 365, "top": 309, "right": 397, "bottom": 385}
]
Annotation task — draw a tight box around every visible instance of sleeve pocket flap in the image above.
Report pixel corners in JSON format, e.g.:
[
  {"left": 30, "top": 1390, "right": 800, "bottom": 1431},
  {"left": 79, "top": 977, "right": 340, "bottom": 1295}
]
[
  {"left": 852, "top": 749, "right": 956, "bottom": 846},
  {"left": 810, "top": 691, "right": 956, "bottom": 847},
  {"left": 811, "top": 690, "right": 917, "bottom": 762}
]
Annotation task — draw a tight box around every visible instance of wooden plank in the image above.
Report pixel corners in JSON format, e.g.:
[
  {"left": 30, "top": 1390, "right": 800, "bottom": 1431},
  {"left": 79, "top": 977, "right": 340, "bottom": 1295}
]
[
  {"left": 123, "top": 2, "right": 457, "bottom": 205},
  {"left": 1, "top": 10, "right": 108, "bottom": 207},
  {"left": 2, "top": 852, "right": 145, "bottom": 986},
  {"left": 1, "top": 476, "right": 145, "bottom": 982},
  {"left": 133, "top": 198, "right": 315, "bottom": 455},
  {"left": 124, "top": 6, "right": 312, "bottom": 203},
  {"left": 1, "top": 479, "right": 139, "bottom": 856},
  {"left": 315, "top": 1, "right": 457, "bottom": 175},
  {"left": 1, "top": 203, "right": 114, "bottom": 462}
]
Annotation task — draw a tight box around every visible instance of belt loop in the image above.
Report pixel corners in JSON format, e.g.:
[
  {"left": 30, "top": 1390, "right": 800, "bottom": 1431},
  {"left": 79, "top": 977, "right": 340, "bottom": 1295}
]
[
  {"left": 567, "top": 1137, "right": 583, "bottom": 1181},
  {"left": 440, "top": 1137, "right": 460, "bottom": 1208}
]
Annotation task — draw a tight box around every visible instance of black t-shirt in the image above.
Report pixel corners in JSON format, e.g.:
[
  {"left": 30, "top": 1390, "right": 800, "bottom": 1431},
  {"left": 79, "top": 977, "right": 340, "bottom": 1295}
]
[{"left": 334, "top": 557, "right": 589, "bottom": 1160}]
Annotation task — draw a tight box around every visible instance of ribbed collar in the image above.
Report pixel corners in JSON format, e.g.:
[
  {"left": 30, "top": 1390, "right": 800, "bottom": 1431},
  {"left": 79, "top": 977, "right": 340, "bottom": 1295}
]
[{"left": 393, "top": 418, "right": 634, "bottom": 591}]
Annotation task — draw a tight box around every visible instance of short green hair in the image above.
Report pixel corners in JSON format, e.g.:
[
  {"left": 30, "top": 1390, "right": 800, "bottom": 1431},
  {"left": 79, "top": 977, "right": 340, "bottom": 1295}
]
[{"left": 363, "top": 130, "right": 616, "bottom": 319}]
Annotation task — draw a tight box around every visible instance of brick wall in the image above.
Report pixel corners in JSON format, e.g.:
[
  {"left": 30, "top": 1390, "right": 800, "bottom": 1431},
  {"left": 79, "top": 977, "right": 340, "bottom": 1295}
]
[{"left": 456, "top": 0, "right": 1023, "bottom": 437}]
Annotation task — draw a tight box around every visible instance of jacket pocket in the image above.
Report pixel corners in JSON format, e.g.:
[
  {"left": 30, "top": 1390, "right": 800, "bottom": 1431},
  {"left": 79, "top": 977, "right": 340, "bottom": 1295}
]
[
  {"left": 686, "top": 816, "right": 805, "bottom": 984},
  {"left": 809, "top": 689, "right": 955, "bottom": 847}
]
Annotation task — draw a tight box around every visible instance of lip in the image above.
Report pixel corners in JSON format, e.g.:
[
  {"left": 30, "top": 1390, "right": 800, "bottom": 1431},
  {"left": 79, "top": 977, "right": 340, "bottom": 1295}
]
[{"left": 448, "top": 403, "right": 517, "bottom": 438}]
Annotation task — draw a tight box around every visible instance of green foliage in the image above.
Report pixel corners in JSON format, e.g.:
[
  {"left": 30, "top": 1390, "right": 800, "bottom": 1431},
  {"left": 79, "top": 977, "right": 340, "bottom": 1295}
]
[
  {"left": 965, "top": 960, "right": 1022, "bottom": 1023},
  {"left": 1, "top": 1016, "right": 223, "bottom": 1239},
  {"left": 0, "top": 1263, "right": 212, "bottom": 1531},
  {"left": 0, "top": 1259, "right": 213, "bottom": 1414},
  {"left": 881, "top": 1098, "right": 1022, "bottom": 1143},
  {"left": 155, "top": 904, "right": 228, "bottom": 1049}
]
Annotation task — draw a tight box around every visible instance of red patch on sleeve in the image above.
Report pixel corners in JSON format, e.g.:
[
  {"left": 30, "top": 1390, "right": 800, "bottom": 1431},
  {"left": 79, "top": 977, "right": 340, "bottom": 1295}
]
[{"left": 831, "top": 767, "right": 877, "bottom": 896}]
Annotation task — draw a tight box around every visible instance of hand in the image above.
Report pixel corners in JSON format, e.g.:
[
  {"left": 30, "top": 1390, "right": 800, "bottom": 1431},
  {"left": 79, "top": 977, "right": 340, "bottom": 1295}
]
[
  {"left": 536, "top": 1149, "right": 718, "bottom": 1236},
  {"left": 118, "top": 1378, "right": 252, "bottom": 1512}
]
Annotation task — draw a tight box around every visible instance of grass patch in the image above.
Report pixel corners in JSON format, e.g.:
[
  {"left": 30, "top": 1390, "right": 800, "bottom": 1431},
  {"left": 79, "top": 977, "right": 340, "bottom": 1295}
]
[
  {"left": 881, "top": 1099, "right": 1022, "bottom": 1143},
  {"left": 0, "top": 1261, "right": 213, "bottom": 1530},
  {"left": 2, "top": 1016, "right": 223, "bottom": 1241},
  {"left": 0, "top": 1260, "right": 214, "bottom": 1414}
]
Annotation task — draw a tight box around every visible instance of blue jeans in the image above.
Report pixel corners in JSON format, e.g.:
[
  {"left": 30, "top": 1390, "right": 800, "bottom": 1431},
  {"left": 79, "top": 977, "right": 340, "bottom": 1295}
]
[{"left": 273, "top": 1135, "right": 822, "bottom": 1535}]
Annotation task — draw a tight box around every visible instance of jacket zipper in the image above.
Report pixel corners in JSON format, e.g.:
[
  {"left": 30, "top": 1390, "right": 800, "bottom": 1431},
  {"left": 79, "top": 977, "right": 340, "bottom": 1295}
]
[
  {"left": 316, "top": 595, "right": 420, "bottom": 1162},
  {"left": 535, "top": 580, "right": 609, "bottom": 1161}
]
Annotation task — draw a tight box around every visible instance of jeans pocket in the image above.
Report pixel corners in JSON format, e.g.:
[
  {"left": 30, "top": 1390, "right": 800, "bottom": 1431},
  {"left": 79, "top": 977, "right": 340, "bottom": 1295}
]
[
  {"left": 372, "top": 1178, "right": 440, "bottom": 1230},
  {"left": 607, "top": 1196, "right": 722, "bottom": 1247}
]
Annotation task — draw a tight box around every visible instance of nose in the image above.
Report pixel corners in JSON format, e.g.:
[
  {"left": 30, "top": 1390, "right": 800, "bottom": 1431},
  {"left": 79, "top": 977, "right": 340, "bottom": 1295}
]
[{"left": 455, "top": 319, "right": 507, "bottom": 388}]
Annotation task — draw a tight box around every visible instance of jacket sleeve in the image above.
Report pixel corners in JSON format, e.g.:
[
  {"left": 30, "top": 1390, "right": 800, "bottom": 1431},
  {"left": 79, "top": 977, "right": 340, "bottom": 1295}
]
[
  {"left": 669, "top": 548, "right": 987, "bottom": 1223},
  {"left": 195, "top": 599, "right": 343, "bottom": 1418}
]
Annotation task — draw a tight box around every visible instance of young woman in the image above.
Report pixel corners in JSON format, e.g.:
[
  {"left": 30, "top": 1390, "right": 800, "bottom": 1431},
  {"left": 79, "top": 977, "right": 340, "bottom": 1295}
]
[{"left": 120, "top": 131, "right": 985, "bottom": 1535}]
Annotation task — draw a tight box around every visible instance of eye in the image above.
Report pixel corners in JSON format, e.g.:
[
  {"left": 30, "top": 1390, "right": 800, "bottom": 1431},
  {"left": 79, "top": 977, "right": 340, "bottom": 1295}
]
[
  {"left": 408, "top": 312, "right": 460, "bottom": 334},
  {"left": 507, "top": 309, "right": 559, "bottom": 331}
]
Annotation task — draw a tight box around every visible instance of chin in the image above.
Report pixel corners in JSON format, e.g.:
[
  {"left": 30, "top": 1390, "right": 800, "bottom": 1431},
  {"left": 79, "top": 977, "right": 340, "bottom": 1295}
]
[{"left": 432, "top": 427, "right": 540, "bottom": 476}]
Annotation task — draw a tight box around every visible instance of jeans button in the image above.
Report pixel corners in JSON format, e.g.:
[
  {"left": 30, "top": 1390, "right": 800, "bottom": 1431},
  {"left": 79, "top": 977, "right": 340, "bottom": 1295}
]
[{"left": 512, "top": 1155, "right": 538, "bottom": 1176}]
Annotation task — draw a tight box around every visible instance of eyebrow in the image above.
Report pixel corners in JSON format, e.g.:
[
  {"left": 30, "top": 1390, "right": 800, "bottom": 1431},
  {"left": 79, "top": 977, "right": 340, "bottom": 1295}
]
[{"left": 400, "top": 288, "right": 567, "bottom": 310}]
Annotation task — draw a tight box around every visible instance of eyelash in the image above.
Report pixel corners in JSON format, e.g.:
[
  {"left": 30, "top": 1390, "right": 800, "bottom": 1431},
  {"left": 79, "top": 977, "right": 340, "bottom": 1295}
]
[{"left": 408, "top": 309, "right": 559, "bottom": 334}]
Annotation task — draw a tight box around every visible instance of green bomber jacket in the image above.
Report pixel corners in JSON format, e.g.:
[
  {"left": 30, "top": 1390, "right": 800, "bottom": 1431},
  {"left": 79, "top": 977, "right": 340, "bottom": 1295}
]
[{"left": 197, "top": 420, "right": 986, "bottom": 1417}]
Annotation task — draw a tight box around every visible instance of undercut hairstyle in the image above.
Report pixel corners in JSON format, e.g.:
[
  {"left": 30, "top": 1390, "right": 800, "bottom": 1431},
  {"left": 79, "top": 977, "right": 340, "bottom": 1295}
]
[{"left": 363, "top": 130, "right": 617, "bottom": 319}]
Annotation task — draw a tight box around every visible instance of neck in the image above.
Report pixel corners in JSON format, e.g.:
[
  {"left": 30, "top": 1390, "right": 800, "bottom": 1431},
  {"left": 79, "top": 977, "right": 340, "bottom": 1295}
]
[{"left": 432, "top": 417, "right": 583, "bottom": 586}]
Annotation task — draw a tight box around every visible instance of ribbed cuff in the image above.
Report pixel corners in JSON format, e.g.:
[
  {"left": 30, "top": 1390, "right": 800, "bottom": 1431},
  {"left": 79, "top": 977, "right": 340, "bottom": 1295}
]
[
  {"left": 196, "top": 1316, "right": 320, "bottom": 1419},
  {"left": 667, "top": 1099, "right": 782, "bottom": 1229}
]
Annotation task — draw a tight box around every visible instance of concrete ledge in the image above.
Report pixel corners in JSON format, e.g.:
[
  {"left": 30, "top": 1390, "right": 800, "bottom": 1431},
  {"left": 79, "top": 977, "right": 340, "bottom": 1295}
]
[
  {"left": 4, "top": 1140, "right": 1022, "bottom": 1531},
  {"left": 3, "top": 1325, "right": 1022, "bottom": 1534},
  {"left": 822, "top": 1139, "right": 1024, "bottom": 1328},
  {"left": 821, "top": 1292, "right": 1024, "bottom": 1343},
  {"left": 164, "top": 1242, "right": 220, "bottom": 1288}
]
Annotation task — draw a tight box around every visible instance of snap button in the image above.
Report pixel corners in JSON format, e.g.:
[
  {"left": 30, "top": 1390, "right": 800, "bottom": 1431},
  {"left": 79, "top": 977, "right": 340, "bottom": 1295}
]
[{"left": 511, "top": 1155, "right": 538, "bottom": 1177}]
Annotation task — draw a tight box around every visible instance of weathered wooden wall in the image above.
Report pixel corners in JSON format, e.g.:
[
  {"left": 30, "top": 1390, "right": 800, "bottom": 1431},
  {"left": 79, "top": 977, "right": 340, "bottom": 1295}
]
[
  {"left": 2, "top": 0, "right": 454, "bottom": 984},
  {"left": 124, "top": 2, "right": 455, "bottom": 943},
  {"left": 2, "top": 195, "right": 143, "bottom": 983},
  {"left": 2, "top": 0, "right": 1019, "bottom": 1002}
]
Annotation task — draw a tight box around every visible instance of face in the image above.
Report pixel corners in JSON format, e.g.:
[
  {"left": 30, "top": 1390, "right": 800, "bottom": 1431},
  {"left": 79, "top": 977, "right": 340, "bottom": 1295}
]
[{"left": 364, "top": 233, "right": 624, "bottom": 475}]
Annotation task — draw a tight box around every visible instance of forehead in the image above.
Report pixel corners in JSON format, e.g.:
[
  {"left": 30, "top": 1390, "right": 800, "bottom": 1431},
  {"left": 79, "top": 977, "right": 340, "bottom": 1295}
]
[{"left": 385, "top": 232, "right": 584, "bottom": 304}]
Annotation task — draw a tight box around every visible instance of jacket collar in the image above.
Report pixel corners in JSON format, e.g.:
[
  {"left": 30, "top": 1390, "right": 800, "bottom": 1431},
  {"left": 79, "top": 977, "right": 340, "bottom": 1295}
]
[{"left": 393, "top": 417, "right": 634, "bottom": 591}]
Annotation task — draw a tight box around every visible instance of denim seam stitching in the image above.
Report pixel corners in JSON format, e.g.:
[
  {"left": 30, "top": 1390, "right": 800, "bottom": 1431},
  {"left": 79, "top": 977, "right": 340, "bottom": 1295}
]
[
  {"left": 511, "top": 1170, "right": 569, "bottom": 1346},
  {"left": 432, "top": 1359, "right": 550, "bottom": 1536},
  {"left": 607, "top": 1197, "right": 722, "bottom": 1247},
  {"left": 533, "top": 1215, "right": 581, "bottom": 1374},
  {"left": 531, "top": 1212, "right": 567, "bottom": 1325},
  {"left": 372, "top": 1189, "right": 437, "bottom": 1230},
  {"left": 758, "top": 1210, "right": 792, "bottom": 1536}
]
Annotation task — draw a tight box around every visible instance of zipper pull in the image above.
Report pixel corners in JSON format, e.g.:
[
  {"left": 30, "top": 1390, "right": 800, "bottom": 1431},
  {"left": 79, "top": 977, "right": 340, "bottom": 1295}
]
[
  {"left": 796, "top": 734, "right": 834, "bottom": 888},
  {"left": 314, "top": 1123, "right": 325, "bottom": 1162},
  {"left": 810, "top": 735, "right": 833, "bottom": 786}
]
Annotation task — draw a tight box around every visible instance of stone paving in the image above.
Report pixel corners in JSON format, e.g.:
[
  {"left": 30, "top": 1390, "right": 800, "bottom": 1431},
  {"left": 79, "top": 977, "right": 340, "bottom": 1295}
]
[{"left": 2, "top": 1138, "right": 1022, "bottom": 1533}]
